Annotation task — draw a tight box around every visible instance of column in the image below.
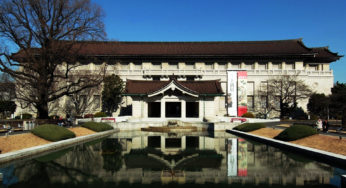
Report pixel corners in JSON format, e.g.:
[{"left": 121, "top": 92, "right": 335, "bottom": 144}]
[
  {"left": 160, "top": 136, "right": 166, "bottom": 151},
  {"left": 181, "top": 100, "right": 186, "bottom": 119},
  {"left": 267, "top": 62, "right": 272, "bottom": 69},
  {"left": 161, "top": 98, "right": 165, "bottom": 118},
  {"left": 181, "top": 136, "right": 186, "bottom": 150}
]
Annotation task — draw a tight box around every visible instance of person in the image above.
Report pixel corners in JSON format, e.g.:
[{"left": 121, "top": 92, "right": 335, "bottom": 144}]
[
  {"left": 316, "top": 118, "right": 323, "bottom": 131},
  {"left": 323, "top": 120, "right": 330, "bottom": 132}
]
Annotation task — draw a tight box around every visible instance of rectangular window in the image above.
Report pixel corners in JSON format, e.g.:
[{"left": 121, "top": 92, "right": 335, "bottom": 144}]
[
  {"left": 247, "top": 95, "right": 254, "bottom": 110},
  {"left": 80, "top": 95, "right": 87, "bottom": 106},
  {"left": 148, "top": 102, "right": 161, "bottom": 117},
  {"left": 186, "top": 102, "right": 199, "bottom": 117},
  {"left": 94, "top": 95, "right": 101, "bottom": 109}
]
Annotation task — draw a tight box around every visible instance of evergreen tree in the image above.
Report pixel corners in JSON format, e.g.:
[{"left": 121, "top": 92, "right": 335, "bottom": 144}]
[{"left": 102, "top": 74, "right": 124, "bottom": 116}]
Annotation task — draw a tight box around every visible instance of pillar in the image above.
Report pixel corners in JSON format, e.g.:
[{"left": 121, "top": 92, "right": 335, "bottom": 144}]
[
  {"left": 181, "top": 100, "right": 186, "bottom": 119},
  {"left": 161, "top": 98, "right": 165, "bottom": 118},
  {"left": 181, "top": 136, "right": 186, "bottom": 150},
  {"left": 160, "top": 136, "right": 166, "bottom": 151}
]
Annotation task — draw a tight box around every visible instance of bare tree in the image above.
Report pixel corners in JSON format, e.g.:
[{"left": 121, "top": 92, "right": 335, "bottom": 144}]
[
  {"left": 256, "top": 74, "right": 312, "bottom": 119},
  {"left": 0, "top": 0, "right": 106, "bottom": 118},
  {"left": 63, "top": 87, "right": 101, "bottom": 117}
]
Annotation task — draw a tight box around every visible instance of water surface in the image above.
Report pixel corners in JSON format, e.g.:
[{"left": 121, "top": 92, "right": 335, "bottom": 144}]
[{"left": 0, "top": 131, "right": 345, "bottom": 188}]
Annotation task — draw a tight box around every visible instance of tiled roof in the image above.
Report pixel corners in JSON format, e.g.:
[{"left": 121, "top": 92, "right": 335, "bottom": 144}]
[
  {"left": 125, "top": 79, "right": 223, "bottom": 95},
  {"left": 12, "top": 39, "right": 342, "bottom": 62}
]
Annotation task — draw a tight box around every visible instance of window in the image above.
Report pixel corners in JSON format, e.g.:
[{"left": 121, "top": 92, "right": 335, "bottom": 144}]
[
  {"left": 186, "top": 76, "right": 195, "bottom": 81},
  {"left": 153, "top": 76, "right": 160, "bottom": 81},
  {"left": 247, "top": 95, "right": 254, "bottom": 110},
  {"left": 80, "top": 95, "right": 87, "bottom": 105},
  {"left": 94, "top": 95, "right": 101, "bottom": 109}
]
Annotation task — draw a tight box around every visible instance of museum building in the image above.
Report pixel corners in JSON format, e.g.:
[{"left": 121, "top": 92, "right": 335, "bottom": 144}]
[{"left": 14, "top": 39, "right": 343, "bottom": 120}]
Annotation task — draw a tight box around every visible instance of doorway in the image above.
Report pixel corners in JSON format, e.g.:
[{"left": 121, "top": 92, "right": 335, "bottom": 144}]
[{"left": 165, "top": 102, "right": 181, "bottom": 117}]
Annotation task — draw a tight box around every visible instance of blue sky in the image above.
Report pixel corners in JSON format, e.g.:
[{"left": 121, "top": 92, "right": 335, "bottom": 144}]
[{"left": 93, "top": 0, "right": 346, "bottom": 83}]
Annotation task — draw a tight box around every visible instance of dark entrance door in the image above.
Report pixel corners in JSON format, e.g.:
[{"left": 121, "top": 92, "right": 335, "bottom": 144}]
[{"left": 165, "top": 102, "right": 181, "bottom": 117}]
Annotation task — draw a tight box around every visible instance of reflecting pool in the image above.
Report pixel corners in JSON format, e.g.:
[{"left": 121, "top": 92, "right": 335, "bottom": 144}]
[{"left": 0, "top": 131, "right": 345, "bottom": 188}]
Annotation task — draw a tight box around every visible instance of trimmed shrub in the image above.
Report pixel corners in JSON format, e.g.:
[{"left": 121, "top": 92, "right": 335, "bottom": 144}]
[
  {"left": 81, "top": 122, "right": 113, "bottom": 132},
  {"left": 233, "top": 123, "right": 266, "bottom": 132},
  {"left": 241, "top": 112, "right": 255, "bottom": 118},
  {"left": 22, "top": 113, "right": 33, "bottom": 119},
  {"left": 94, "top": 112, "right": 107, "bottom": 117},
  {"left": 84, "top": 114, "right": 94, "bottom": 118},
  {"left": 49, "top": 115, "right": 59, "bottom": 119},
  {"left": 31, "top": 124, "right": 76, "bottom": 141},
  {"left": 274, "top": 124, "right": 317, "bottom": 141}
]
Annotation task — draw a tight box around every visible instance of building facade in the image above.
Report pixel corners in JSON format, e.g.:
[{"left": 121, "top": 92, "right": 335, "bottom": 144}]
[{"left": 14, "top": 39, "right": 342, "bottom": 120}]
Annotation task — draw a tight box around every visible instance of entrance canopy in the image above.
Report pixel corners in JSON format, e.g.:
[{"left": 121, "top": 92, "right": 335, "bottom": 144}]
[{"left": 124, "top": 78, "right": 223, "bottom": 97}]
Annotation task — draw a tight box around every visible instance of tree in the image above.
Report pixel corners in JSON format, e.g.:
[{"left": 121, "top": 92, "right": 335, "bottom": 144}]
[
  {"left": 330, "top": 82, "right": 346, "bottom": 126},
  {"left": 0, "top": 101, "right": 16, "bottom": 119},
  {"left": 63, "top": 87, "right": 101, "bottom": 117},
  {"left": 0, "top": 0, "right": 106, "bottom": 118},
  {"left": 102, "top": 74, "right": 124, "bottom": 116},
  {"left": 257, "top": 75, "right": 312, "bottom": 119},
  {"left": 307, "top": 93, "right": 329, "bottom": 119}
]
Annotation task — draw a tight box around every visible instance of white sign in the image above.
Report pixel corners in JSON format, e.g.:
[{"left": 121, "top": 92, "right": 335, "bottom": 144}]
[
  {"left": 227, "top": 71, "right": 237, "bottom": 116},
  {"left": 227, "top": 138, "right": 238, "bottom": 176}
]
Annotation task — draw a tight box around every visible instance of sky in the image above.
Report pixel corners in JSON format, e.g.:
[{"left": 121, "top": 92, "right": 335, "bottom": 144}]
[{"left": 92, "top": 0, "right": 346, "bottom": 83}]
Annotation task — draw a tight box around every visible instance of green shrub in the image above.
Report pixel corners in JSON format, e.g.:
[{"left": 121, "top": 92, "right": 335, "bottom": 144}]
[
  {"left": 274, "top": 124, "right": 317, "bottom": 141},
  {"left": 241, "top": 112, "right": 255, "bottom": 118},
  {"left": 31, "top": 124, "right": 76, "bottom": 141},
  {"left": 22, "top": 113, "right": 33, "bottom": 119},
  {"left": 94, "top": 112, "right": 107, "bottom": 117},
  {"left": 233, "top": 123, "right": 266, "bottom": 132},
  {"left": 81, "top": 122, "right": 113, "bottom": 132}
]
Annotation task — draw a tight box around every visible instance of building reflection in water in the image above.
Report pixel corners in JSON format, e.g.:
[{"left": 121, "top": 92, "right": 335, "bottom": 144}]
[{"left": 2, "top": 131, "right": 344, "bottom": 187}]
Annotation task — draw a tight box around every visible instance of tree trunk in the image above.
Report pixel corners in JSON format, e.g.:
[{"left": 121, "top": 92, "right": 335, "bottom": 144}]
[{"left": 37, "top": 103, "right": 49, "bottom": 119}]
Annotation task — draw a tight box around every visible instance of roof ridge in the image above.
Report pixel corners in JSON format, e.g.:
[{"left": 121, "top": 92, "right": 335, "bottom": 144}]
[{"left": 69, "top": 38, "right": 304, "bottom": 44}]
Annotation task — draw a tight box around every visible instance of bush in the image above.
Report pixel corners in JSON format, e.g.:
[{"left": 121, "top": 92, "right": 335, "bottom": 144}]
[
  {"left": 81, "top": 122, "right": 113, "bottom": 132},
  {"left": 241, "top": 112, "right": 255, "bottom": 118},
  {"left": 49, "top": 115, "right": 60, "bottom": 120},
  {"left": 94, "top": 112, "right": 107, "bottom": 117},
  {"left": 22, "top": 113, "right": 33, "bottom": 119},
  {"left": 233, "top": 123, "right": 266, "bottom": 132},
  {"left": 84, "top": 114, "right": 94, "bottom": 118},
  {"left": 274, "top": 124, "right": 317, "bottom": 141},
  {"left": 31, "top": 124, "right": 76, "bottom": 141}
]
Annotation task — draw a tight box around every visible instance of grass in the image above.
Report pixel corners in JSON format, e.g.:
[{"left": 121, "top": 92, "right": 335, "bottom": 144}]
[
  {"left": 81, "top": 122, "right": 113, "bottom": 132},
  {"left": 31, "top": 124, "right": 76, "bottom": 142},
  {"left": 274, "top": 124, "right": 317, "bottom": 141},
  {"left": 233, "top": 123, "right": 266, "bottom": 132}
]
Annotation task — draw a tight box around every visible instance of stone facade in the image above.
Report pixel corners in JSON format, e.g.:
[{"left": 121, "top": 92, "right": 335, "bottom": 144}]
[{"left": 13, "top": 39, "right": 341, "bottom": 119}]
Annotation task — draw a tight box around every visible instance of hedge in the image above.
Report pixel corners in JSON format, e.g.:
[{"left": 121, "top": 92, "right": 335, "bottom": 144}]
[
  {"left": 233, "top": 123, "right": 266, "bottom": 132},
  {"left": 31, "top": 124, "right": 76, "bottom": 142},
  {"left": 81, "top": 122, "right": 113, "bottom": 132},
  {"left": 94, "top": 112, "right": 107, "bottom": 117},
  {"left": 274, "top": 124, "right": 317, "bottom": 141},
  {"left": 241, "top": 112, "right": 255, "bottom": 118}
]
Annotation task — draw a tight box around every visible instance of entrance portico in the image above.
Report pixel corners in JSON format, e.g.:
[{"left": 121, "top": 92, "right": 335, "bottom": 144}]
[{"left": 124, "top": 77, "right": 223, "bottom": 120}]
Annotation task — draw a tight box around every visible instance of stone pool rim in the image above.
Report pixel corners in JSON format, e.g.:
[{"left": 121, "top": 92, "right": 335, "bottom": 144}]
[
  {"left": 0, "top": 128, "right": 119, "bottom": 165},
  {"left": 227, "top": 129, "right": 346, "bottom": 169}
]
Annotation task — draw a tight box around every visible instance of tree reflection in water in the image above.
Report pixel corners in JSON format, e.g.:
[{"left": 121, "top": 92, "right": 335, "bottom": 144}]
[{"left": 101, "top": 138, "right": 123, "bottom": 173}]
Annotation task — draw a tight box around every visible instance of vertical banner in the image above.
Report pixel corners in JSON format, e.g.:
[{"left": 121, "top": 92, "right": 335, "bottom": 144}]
[
  {"left": 237, "top": 71, "right": 247, "bottom": 116},
  {"left": 227, "top": 71, "right": 237, "bottom": 116},
  {"left": 227, "top": 138, "right": 238, "bottom": 176},
  {"left": 237, "top": 138, "right": 248, "bottom": 176}
]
